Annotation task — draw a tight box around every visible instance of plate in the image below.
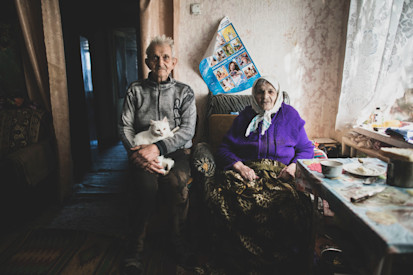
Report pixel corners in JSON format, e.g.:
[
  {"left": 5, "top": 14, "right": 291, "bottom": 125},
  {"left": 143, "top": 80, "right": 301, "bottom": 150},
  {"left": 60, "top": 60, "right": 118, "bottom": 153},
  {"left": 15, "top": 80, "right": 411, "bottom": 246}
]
[{"left": 343, "top": 163, "right": 386, "bottom": 177}]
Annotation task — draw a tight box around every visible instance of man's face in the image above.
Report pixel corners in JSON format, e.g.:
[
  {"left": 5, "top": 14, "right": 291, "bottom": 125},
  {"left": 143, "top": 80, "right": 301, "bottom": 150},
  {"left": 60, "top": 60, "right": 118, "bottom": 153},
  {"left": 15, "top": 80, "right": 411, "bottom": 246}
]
[{"left": 145, "top": 44, "right": 177, "bottom": 83}]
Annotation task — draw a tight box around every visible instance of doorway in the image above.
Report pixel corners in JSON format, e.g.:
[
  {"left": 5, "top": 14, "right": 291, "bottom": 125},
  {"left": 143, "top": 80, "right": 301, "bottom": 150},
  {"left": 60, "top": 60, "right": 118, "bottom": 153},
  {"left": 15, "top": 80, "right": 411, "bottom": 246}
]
[
  {"left": 79, "top": 30, "right": 139, "bottom": 167},
  {"left": 112, "top": 28, "right": 139, "bottom": 126},
  {"left": 59, "top": 0, "right": 141, "bottom": 182}
]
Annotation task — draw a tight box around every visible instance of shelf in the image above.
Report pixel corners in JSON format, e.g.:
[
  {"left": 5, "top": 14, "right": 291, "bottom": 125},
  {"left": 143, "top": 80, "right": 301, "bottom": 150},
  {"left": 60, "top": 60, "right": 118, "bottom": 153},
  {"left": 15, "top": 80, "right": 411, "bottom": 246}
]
[
  {"left": 353, "top": 126, "right": 413, "bottom": 149},
  {"left": 342, "top": 136, "right": 390, "bottom": 163}
]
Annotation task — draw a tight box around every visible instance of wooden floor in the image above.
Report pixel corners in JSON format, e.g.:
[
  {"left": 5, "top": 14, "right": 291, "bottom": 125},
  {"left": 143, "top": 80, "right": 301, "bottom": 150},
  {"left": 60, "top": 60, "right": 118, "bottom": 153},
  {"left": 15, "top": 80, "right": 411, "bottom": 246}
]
[
  {"left": 1, "top": 141, "right": 131, "bottom": 237},
  {"left": 74, "top": 141, "right": 129, "bottom": 196},
  {"left": 1, "top": 142, "right": 356, "bottom": 274},
  {"left": 0, "top": 140, "right": 130, "bottom": 238},
  {"left": 0, "top": 142, "right": 183, "bottom": 274}
]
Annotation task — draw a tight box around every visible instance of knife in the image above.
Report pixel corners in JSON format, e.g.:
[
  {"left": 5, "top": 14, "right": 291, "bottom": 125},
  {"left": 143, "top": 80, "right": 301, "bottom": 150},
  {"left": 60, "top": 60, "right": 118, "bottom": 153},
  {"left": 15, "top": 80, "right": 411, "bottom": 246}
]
[{"left": 350, "top": 186, "right": 386, "bottom": 203}]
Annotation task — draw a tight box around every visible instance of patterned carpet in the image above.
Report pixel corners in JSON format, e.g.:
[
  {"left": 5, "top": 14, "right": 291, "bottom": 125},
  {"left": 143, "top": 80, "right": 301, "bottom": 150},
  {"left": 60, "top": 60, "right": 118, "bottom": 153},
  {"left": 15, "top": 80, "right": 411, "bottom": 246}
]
[
  {"left": 0, "top": 228, "right": 124, "bottom": 275},
  {"left": 0, "top": 142, "right": 190, "bottom": 275},
  {"left": 0, "top": 199, "right": 186, "bottom": 275}
]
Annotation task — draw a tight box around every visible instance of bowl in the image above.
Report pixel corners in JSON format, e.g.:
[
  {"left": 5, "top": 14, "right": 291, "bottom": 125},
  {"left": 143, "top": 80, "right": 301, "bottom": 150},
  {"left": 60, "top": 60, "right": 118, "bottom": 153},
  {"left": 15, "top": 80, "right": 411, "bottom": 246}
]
[{"left": 321, "top": 160, "right": 343, "bottom": 178}]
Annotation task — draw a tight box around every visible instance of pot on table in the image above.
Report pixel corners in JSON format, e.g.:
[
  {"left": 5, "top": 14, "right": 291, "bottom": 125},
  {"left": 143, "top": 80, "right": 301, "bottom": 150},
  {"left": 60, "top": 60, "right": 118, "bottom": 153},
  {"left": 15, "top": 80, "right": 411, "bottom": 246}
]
[{"left": 386, "top": 159, "right": 413, "bottom": 188}]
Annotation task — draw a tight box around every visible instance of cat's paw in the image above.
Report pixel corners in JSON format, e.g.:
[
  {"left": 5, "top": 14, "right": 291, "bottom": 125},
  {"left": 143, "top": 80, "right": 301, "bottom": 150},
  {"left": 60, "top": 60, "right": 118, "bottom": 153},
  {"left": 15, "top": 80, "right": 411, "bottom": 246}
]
[{"left": 162, "top": 158, "right": 175, "bottom": 174}]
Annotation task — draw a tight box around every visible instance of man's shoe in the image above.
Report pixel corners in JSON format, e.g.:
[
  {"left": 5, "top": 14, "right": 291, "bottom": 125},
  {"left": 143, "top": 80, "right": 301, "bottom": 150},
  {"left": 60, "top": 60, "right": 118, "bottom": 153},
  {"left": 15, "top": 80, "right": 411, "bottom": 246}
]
[
  {"left": 122, "top": 255, "right": 143, "bottom": 275},
  {"left": 122, "top": 223, "right": 147, "bottom": 275},
  {"left": 171, "top": 235, "right": 197, "bottom": 268}
]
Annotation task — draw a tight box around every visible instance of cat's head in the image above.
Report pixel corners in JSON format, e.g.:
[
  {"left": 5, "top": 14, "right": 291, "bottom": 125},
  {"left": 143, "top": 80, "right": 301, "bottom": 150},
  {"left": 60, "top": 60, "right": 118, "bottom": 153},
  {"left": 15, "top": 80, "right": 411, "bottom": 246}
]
[{"left": 149, "top": 117, "right": 171, "bottom": 137}]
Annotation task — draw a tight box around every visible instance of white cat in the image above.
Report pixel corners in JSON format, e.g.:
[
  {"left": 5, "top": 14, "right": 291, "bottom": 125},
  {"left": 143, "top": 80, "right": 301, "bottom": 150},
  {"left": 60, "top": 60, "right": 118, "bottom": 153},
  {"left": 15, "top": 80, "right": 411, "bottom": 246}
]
[{"left": 133, "top": 117, "right": 179, "bottom": 174}]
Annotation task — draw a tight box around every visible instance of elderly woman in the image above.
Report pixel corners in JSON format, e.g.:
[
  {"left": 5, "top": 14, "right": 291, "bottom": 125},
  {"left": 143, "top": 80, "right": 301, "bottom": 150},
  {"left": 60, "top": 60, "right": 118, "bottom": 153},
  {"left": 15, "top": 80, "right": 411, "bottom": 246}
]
[
  {"left": 217, "top": 75, "right": 314, "bottom": 178},
  {"left": 203, "top": 76, "right": 314, "bottom": 274}
]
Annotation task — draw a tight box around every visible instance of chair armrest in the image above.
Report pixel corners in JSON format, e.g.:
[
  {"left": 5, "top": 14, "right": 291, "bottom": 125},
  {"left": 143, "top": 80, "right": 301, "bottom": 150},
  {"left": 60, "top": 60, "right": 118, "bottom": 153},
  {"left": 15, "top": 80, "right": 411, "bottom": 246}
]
[{"left": 191, "top": 142, "right": 216, "bottom": 178}]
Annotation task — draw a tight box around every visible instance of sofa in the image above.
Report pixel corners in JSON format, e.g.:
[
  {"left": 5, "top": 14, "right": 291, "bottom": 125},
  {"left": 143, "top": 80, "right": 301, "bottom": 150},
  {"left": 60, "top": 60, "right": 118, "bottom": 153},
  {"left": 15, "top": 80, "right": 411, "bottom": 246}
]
[{"left": 0, "top": 98, "right": 57, "bottom": 213}]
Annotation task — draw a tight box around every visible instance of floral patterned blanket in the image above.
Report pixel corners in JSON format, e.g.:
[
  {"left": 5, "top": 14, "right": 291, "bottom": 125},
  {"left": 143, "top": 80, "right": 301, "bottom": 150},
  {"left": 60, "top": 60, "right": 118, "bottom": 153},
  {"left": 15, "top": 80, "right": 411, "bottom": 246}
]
[{"left": 202, "top": 159, "right": 314, "bottom": 274}]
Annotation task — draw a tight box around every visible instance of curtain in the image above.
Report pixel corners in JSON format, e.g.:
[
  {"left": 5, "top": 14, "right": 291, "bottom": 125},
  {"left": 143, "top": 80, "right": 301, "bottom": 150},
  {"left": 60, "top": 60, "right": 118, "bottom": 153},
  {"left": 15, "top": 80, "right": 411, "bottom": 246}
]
[
  {"left": 335, "top": 0, "right": 413, "bottom": 130},
  {"left": 15, "top": 0, "right": 50, "bottom": 111},
  {"left": 15, "top": 0, "right": 73, "bottom": 201},
  {"left": 139, "top": 0, "right": 180, "bottom": 78}
]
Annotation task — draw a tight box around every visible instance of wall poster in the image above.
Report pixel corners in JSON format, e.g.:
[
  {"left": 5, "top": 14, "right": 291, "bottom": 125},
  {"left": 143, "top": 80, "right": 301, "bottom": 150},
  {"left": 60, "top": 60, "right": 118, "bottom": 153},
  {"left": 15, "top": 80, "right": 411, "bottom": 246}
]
[{"left": 199, "top": 17, "right": 261, "bottom": 95}]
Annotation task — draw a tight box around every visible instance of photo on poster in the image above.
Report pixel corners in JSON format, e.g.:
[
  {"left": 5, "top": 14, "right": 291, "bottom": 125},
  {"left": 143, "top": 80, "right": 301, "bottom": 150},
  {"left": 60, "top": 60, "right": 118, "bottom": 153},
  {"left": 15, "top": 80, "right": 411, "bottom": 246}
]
[
  {"left": 220, "top": 77, "right": 236, "bottom": 92},
  {"left": 214, "top": 65, "right": 229, "bottom": 81},
  {"left": 236, "top": 52, "right": 252, "bottom": 67},
  {"left": 227, "top": 60, "right": 246, "bottom": 86},
  {"left": 243, "top": 64, "right": 258, "bottom": 79},
  {"left": 221, "top": 24, "right": 237, "bottom": 42},
  {"left": 216, "top": 33, "right": 226, "bottom": 47},
  {"left": 215, "top": 48, "right": 227, "bottom": 62},
  {"left": 231, "top": 38, "right": 243, "bottom": 52},
  {"left": 222, "top": 43, "right": 235, "bottom": 57},
  {"left": 209, "top": 56, "right": 218, "bottom": 67}
]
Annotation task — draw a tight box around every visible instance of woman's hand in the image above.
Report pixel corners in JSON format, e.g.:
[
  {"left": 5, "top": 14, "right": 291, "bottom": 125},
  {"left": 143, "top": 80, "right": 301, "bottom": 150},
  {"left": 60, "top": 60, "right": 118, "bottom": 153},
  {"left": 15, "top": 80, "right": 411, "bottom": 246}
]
[
  {"left": 278, "top": 162, "right": 297, "bottom": 180},
  {"left": 233, "top": 161, "right": 259, "bottom": 181},
  {"left": 130, "top": 144, "right": 164, "bottom": 174}
]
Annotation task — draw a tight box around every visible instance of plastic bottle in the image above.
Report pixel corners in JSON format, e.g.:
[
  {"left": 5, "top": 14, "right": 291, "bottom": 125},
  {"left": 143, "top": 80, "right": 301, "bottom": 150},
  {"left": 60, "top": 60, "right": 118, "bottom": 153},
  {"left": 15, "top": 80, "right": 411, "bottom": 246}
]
[{"left": 372, "top": 107, "right": 383, "bottom": 127}]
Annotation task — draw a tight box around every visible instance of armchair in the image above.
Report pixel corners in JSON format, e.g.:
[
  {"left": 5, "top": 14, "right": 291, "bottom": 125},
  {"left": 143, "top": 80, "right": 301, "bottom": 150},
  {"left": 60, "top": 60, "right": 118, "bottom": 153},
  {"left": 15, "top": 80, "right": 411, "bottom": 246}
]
[
  {"left": 0, "top": 99, "right": 57, "bottom": 218},
  {"left": 192, "top": 91, "right": 327, "bottom": 178},
  {"left": 189, "top": 92, "right": 327, "bottom": 273}
]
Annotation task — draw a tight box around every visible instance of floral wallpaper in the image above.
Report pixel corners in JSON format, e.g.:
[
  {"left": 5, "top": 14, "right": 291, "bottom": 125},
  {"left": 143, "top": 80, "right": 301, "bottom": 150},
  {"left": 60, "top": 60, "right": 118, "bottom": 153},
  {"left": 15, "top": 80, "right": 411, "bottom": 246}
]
[{"left": 176, "top": 0, "right": 350, "bottom": 142}]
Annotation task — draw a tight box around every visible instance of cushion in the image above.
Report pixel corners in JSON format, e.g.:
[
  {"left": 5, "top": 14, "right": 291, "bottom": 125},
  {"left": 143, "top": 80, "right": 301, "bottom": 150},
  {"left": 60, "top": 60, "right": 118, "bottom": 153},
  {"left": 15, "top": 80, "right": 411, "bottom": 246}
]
[
  {"left": 207, "top": 93, "right": 253, "bottom": 117},
  {"left": 206, "top": 91, "right": 290, "bottom": 117},
  {"left": 0, "top": 108, "right": 48, "bottom": 157},
  {"left": 208, "top": 114, "right": 237, "bottom": 154}
]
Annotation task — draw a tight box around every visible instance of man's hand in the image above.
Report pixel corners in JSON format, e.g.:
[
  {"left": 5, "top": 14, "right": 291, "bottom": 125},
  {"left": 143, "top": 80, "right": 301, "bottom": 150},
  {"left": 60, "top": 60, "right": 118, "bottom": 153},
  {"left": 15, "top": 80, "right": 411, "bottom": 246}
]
[
  {"left": 233, "top": 161, "right": 259, "bottom": 181},
  {"left": 278, "top": 162, "right": 297, "bottom": 180},
  {"left": 129, "top": 144, "right": 164, "bottom": 174}
]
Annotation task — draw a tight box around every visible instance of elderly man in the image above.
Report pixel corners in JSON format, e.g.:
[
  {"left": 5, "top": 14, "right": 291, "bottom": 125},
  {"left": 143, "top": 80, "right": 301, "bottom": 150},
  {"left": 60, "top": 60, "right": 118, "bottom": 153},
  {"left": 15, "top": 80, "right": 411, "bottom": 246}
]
[{"left": 119, "top": 35, "right": 197, "bottom": 274}]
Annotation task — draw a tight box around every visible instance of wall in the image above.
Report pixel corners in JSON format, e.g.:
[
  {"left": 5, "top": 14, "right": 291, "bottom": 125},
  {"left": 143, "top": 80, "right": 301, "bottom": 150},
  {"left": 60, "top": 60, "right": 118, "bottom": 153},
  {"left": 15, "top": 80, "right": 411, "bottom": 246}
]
[{"left": 176, "top": 0, "right": 350, "bottom": 142}]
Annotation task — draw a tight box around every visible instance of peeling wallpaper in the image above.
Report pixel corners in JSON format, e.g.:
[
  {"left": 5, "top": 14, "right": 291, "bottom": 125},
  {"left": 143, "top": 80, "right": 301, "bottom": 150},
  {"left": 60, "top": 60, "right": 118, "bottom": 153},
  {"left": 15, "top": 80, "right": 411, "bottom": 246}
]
[{"left": 176, "top": 0, "right": 350, "bottom": 142}]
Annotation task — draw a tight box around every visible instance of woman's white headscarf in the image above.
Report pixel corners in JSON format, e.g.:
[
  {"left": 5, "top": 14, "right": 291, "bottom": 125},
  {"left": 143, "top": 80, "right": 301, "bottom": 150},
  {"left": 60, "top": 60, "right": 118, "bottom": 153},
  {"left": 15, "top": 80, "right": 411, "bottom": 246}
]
[{"left": 245, "top": 76, "right": 283, "bottom": 137}]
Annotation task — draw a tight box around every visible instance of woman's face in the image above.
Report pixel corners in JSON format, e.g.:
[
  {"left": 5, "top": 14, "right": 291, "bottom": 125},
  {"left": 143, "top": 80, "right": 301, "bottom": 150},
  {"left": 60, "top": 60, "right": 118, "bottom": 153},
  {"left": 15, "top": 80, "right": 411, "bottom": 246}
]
[
  {"left": 229, "top": 63, "right": 235, "bottom": 71},
  {"left": 254, "top": 81, "right": 278, "bottom": 111}
]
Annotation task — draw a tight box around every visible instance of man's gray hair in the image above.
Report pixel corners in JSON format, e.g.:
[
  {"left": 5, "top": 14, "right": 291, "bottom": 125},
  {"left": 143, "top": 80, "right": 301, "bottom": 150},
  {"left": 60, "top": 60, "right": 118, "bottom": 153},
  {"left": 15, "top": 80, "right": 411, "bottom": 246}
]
[{"left": 146, "top": 35, "right": 175, "bottom": 57}]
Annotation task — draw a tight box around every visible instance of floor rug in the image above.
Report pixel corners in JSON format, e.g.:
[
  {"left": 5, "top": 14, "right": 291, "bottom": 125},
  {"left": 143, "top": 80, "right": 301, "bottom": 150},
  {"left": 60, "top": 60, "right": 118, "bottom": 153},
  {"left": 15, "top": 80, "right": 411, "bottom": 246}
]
[{"left": 0, "top": 228, "right": 124, "bottom": 275}]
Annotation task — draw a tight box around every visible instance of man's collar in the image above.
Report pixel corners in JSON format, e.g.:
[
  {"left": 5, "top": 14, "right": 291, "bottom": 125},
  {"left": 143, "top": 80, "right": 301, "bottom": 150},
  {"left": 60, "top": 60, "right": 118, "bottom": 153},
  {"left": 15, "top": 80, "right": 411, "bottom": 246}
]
[
  {"left": 148, "top": 72, "right": 173, "bottom": 84},
  {"left": 145, "top": 73, "right": 175, "bottom": 87}
]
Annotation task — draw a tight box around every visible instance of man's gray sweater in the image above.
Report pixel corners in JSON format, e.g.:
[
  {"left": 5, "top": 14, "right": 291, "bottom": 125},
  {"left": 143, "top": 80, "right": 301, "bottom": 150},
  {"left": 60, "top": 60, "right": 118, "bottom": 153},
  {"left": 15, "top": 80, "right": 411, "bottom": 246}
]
[{"left": 119, "top": 75, "right": 197, "bottom": 156}]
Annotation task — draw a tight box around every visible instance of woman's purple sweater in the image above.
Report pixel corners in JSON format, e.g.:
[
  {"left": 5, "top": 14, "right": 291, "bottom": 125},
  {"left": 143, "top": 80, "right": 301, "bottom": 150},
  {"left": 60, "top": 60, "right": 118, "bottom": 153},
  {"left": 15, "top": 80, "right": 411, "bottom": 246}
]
[{"left": 216, "top": 103, "right": 314, "bottom": 170}]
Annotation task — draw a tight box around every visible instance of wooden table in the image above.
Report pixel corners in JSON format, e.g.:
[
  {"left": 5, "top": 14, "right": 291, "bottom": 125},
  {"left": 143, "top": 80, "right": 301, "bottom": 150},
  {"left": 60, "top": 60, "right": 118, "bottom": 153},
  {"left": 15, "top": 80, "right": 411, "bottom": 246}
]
[{"left": 296, "top": 158, "right": 413, "bottom": 275}]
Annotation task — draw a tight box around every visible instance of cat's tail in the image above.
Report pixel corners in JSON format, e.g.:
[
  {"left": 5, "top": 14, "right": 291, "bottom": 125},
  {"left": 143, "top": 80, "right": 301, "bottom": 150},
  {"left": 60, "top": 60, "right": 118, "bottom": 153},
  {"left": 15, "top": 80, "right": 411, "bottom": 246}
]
[{"left": 171, "top": 126, "right": 180, "bottom": 133}]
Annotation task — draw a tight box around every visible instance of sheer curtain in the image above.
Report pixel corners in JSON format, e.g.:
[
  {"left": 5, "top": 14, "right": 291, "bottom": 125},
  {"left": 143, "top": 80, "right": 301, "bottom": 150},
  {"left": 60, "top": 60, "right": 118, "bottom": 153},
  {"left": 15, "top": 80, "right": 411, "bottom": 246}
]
[{"left": 335, "top": 0, "right": 413, "bottom": 130}]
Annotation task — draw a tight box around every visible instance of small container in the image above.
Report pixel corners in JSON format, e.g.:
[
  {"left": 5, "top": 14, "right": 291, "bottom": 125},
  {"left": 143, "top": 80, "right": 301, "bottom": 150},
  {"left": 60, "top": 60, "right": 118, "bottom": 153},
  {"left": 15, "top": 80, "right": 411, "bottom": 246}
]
[
  {"left": 372, "top": 107, "right": 383, "bottom": 126},
  {"left": 321, "top": 160, "right": 343, "bottom": 178}
]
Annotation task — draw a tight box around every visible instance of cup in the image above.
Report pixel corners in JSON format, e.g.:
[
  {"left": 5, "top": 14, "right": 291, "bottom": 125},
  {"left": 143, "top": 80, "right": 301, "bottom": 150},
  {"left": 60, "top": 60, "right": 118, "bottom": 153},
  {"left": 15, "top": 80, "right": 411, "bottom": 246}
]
[{"left": 321, "top": 160, "right": 343, "bottom": 178}]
